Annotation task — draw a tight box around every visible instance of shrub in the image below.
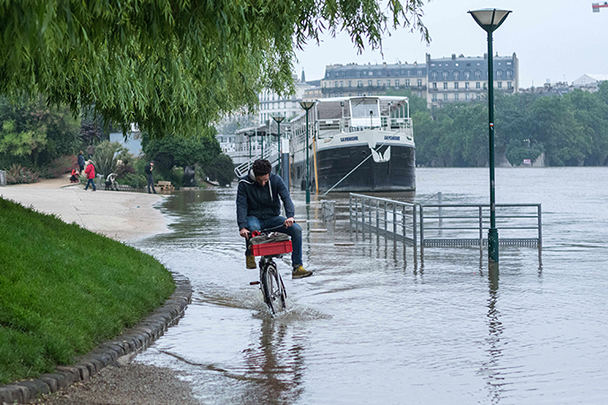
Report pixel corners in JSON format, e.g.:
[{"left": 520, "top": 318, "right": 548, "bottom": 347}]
[
  {"left": 40, "top": 155, "right": 77, "bottom": 179},
  {"left": 6, "top": 164, "right": 39, "bottom": 184}
]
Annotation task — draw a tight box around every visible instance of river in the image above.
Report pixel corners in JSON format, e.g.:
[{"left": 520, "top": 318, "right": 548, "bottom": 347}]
[{"left": 132, "top": 167, "right": 608, "bottom": 405}]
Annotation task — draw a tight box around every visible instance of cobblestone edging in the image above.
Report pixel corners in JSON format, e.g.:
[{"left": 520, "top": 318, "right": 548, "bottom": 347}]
[{"left": 0, "top": 272, "right": 192, "bottom": 404}]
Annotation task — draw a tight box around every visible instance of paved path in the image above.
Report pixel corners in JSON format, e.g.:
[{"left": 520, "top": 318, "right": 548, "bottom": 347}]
[{"left": 0, "top": 177, "right": 168, "bottom": 242}]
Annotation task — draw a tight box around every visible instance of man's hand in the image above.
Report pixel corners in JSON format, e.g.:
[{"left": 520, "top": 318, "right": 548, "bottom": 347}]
[
  {"left": 284, "top": 217, "right": 295, "bottom": 227},
  {"left": 239, "top": 228, "right": 250, "bottom": 238}
]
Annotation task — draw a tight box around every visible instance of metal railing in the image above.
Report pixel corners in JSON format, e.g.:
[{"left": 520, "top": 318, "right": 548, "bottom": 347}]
[
  {"left": 419, "top": 203, "right": 542, "bottom": 248},
  {"left": 348, "top": 193, "right": 542, "bottom": 252},
  {"left": 233, "top": 144, "right": 279, "bottom": 178},
  {"left": 349, "top": 193, "right": 417, "bottom": 248}
]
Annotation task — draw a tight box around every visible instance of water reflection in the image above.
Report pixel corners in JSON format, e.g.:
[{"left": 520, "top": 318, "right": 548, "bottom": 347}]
[
  {"left": 480, "top": 263, "right": 506, "bottom": 404},
  {"left": 241, "top": 317, "right": 306, "bottom": 404}
]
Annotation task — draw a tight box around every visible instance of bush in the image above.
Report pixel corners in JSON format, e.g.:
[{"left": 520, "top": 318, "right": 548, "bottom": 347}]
[
  {"left": 203, "top": 153, "right": 234, "bottom": 186},
  {"left": 6, "top": 164, "right": 39, "bottom": 184},
  {"left": 40, "top": 155, "right": 77, "bottom": 179},
  {"left": 93, "top": 141, "right": 133, "bottom": 178}
]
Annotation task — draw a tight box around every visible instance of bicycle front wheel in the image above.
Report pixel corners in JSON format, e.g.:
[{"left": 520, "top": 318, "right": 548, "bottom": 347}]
[{"left": 260, "top": 263, "right": 287, "bottom": 314}]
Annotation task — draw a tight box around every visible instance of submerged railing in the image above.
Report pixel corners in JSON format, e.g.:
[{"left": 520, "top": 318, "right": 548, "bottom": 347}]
[
  {"left": 349, "top": 193, "right": 417, "bottom": 249},
  {"left": 348, "top": 193, "right": 542, "bottom": 252}
]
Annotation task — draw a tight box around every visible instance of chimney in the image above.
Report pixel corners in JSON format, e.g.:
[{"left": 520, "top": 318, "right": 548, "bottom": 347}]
[
  {"left": 301, "top": 68, "right": 306, "bottom": 83},
  {"left": 452, "top": 54, "right": 456, "bottom": 60}
]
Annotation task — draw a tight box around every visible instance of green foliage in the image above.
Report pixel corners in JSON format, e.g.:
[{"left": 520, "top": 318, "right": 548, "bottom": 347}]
[
  {"left": 0, "top": 197, "right": 174, "bottom": 384},
  {"left": 0, "top": 95, "right": 80, "bottom": 169},
  {"left": 0, "top": 0, "right": 429, "bottom": 137},
  {"left": 416, "top": 87, "right": 608, "bottom": 167},
  {"left": 205, "top": 153, "right": 235, "bottom": 186},
  {"left": 39, "top": 155, "right": 77, "bottom": 179},
  {"left": 93, "top": 140, "right": 133, "bottom": 178},
  {"left": 142, "top": 128, "right": 221, "bottom": 178}
]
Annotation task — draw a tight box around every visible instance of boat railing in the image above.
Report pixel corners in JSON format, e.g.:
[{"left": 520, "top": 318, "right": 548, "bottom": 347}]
[{"left": 317, "top": 117, "right": 412, "bottom": 137}]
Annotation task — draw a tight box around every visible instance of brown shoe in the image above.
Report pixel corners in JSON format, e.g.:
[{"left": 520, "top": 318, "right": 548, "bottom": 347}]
[
  {"left": 246, "top": 255, "right": 257, "bottom": 269},
  {"left": 292, "top": 265, "right": 312, "bottom": 279}
]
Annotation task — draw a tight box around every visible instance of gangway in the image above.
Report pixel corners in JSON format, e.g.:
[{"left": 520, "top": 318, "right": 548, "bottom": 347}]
[{"left": 233, "top": 144, "right": 279, "bottom": 178}]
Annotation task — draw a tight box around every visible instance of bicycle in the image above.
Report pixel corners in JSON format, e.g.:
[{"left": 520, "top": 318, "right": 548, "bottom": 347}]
[{"left": 248, "top": 229, "right": 291, "bottom": 315}]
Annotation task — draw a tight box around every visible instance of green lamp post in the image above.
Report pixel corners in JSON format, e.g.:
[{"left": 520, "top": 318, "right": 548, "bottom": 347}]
[
  {"left": 299, "top": 101, "right": 315, "bottom": 204},
  {"left": 272, "top": 115, "right": 285, "bottom": 176},
  {"left": 469, "top": 8, "right": 511, "bottom": 264}
]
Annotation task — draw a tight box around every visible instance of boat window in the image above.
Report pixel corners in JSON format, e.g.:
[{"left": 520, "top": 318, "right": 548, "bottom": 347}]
[{"left": 350, "top": 99, "right": 381, "bottom": 128}]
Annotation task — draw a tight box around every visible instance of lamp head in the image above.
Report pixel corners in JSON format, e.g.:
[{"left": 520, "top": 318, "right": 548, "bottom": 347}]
[
  {"left": 468, "top": 8, "right": 511, "bottom": 33},
  {"left": 299, "top": 101, "right": 315, "bottom": 111},
  {"left": 272, "top": 116, "right": 285, "bottom": 124}
]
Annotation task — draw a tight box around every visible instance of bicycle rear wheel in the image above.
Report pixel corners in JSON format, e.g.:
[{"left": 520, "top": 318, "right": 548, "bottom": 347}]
[{"left": 260, "top": 262, "right": 287, "bottom": 314}]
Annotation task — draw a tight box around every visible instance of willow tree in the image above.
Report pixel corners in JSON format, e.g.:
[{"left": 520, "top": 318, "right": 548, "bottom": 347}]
[{"left": 0, "top": 0, "right": 429, "bottom": 136}]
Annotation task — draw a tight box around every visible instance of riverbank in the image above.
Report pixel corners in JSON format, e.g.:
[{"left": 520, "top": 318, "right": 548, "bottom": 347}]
[
  {"left": 0, "top": 177, "right": 168, "bottom": 242},
  {"left": 0, "top": 178, "right": 198, "bottom": 404}
]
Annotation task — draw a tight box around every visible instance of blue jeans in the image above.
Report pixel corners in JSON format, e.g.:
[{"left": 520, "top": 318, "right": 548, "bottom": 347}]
[
  {"left": 85, "top": 178, "right": 96, "bottom": 191},
  {"left": 246, "top": 216, "right": 302, "bottom": 267}
]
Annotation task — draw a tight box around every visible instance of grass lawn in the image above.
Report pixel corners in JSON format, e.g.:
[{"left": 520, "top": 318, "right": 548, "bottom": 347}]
[{"left": 0, "top": 197, "right": 175, "bottom": 385}]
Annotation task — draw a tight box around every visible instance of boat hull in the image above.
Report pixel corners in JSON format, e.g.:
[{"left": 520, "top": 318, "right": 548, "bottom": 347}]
[{"left": 292, "top": 143, "right": 416, "bottom": 192}]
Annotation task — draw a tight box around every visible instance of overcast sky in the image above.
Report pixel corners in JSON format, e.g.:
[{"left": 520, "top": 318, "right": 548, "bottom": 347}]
[{"left": 294, "top": 0, "right": 607, "bottom": 88}]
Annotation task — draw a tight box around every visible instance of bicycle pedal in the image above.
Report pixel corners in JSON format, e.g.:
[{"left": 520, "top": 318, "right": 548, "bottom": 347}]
[{"left": 250, "top": 281, "right": 260, "bottom": 285}]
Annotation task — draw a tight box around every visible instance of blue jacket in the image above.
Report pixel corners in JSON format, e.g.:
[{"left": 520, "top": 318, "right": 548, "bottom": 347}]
[
  {"left": 236, "top": 170, "right": 295, "bottom": 230},
  {"left": 77, "top": 154, "right": 85, "bottom": 167}
]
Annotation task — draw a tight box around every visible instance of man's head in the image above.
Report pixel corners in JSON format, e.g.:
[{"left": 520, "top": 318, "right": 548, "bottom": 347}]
[
  {"left": 252, "top": 159, "right": 271, "bottom": 186},
  {"left": 150, "top": 161, "right": 154, "bottom": 165}
]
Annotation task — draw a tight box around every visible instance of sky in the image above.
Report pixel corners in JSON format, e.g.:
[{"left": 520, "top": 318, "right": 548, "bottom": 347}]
[{"left": 294, "top": 0, "right": 607, "bottom": 88}]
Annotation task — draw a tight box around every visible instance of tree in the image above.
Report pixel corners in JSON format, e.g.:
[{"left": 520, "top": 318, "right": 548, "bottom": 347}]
[
  {"left": 0, "top": 1, "right": 429, "bottom": 137},
  {"left": 142, "top": 127, "right": 222, "bottom": 175},
  {"left": 0, "top": 95, "right": 80, "bottom": 168}
]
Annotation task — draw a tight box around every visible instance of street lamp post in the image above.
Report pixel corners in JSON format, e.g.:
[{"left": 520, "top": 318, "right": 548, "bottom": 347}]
[
  {"left": 272, "top": 116, "right": 285, "bottom": 177},
  {"left": 469, "top": 8, "right": 511, "bottom": 264},
  {"left": 299, "top": 101, "right": 315, "bottom": 203}
]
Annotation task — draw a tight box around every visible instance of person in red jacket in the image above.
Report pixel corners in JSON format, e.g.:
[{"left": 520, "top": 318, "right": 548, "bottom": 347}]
[{"left": 84, "top": 160, "right": 96, "bottom": 191}]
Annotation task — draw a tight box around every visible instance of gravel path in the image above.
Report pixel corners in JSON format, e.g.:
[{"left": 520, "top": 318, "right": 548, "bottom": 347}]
[{"left": 32, "top": 362, "right": 199, "bottom": 405}]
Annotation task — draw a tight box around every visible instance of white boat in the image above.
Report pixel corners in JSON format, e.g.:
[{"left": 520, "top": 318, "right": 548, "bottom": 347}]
[{"left": 289, "top": 96, "right": 415, "bottom": 192}]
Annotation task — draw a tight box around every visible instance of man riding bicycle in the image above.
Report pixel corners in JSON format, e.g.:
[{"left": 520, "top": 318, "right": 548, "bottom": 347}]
[{"left": 237, "top": 159, "right": 312, "bottom": 279}]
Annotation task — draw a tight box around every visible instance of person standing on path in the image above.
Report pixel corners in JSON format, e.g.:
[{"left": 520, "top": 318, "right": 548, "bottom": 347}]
[
  {"left": 145, "top": 161, "right": 157, "bottom": 194},
  {"left": 77, "top": 151, "right": 86, "bottom": 172},
  {"left": 84, "top": 160, "right": 96, "bottom": 191}
]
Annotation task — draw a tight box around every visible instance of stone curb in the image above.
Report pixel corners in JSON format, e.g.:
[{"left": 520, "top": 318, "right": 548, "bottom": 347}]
[{"left": 0, "top": 272, "right": 192, "bottom": 405}]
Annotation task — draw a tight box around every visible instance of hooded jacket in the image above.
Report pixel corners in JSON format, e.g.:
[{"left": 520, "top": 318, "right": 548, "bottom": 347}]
[{"left": 236, "top": 170, "right": 295, "bottom": 230}]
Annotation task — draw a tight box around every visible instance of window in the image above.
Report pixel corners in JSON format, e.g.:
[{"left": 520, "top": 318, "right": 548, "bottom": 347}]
[
  {"left": 465, "top": 93, "right": 469, "bottom": 101},
  {"left": 465, "top": 82, "right": 470, "bottom": 90},
  {"left": 432, "top": 93, "right": 437, "bottom": 101},
  {"left": 443, "top": 71, "right": 449, "bottom": 80},
  {"left": 431, "top": 72, "right": 438, "bottom": 80},
  {"left": 349, "top": 80, "right": 352, "bottom": 87},
  {"left": 368, "top": 80, "right": 372, "bottom": 86},
  {"left": 396, "top": 80, "right": 400, "bottom": 87},
  {"left": 475, "top": 71, "right": 481, "bottom": 79},
  {"left": 433, "top": 82, "right": 437, "bottom": 89},
  {"left": 405, "top": 79, "right": 410, "bottom": 87},
  {"left": 377, "top": 80, "right": 381, "bottom": 86},
  {"left": 454, "top": 71, "right": 459, "bottom": 80},
  {"left": 464, "top": 71, "right": 470, "bottom": 80},
  {"left": 335, "top": 81, "right": 339, "bottom": 87},
  {"left": 455, "top": 93, "right": 459, "bottom": 101},
  {"left": 497, "top": 82, "right": 502, "bottom": 89},
  {"left": 454, "top": 82, "right": 459, "bottom": 90},
  {"left": 508, "top": 82, "right": 513, "bottom": 89},
  {"left": 340, "top": 81, "right": 343, "bottom": 87},
  {"left": 357, "top": 80, "right": 362, "bottom": 87},
  {"left": 506, "top": 70, "right": 513, "bottom": 79},
  {"left": 476, "top": 82, "right": 481, "bottom": 89},
  {"left": 443, "top": 93, "right": 448, "bottom": 101},
  {"left": 417, "top": 79, "right": 422, "bottom": 87},
  {"left": 496, "top": 70, "right": 503, "bottom": 79},
  {"left": 443, "top": 82, "right": 448, "bottom": 90}
]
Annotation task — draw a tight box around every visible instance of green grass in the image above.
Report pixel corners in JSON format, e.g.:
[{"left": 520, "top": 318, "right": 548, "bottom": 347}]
[{"left": 0, "top": 197, "right": 175, "bottom": 384}]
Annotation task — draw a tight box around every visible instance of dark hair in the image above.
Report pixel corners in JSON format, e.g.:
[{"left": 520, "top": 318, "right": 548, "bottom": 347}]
[{"left": 252, "top": 159, "right": 272, "bottom": 176}]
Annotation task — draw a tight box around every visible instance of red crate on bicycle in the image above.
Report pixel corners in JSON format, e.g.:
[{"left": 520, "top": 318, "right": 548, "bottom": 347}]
[{"left": 249, "top": 232, "right": 293, "bottom": 257}]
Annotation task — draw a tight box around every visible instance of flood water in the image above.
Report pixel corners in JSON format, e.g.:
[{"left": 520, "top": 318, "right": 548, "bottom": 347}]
[{"left": 133, "top": 167, "right": 608, "bottom": 405}]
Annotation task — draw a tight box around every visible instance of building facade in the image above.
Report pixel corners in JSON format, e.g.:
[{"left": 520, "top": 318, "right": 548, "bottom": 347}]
[
  {"left": 320, "top": 62, "right": 427, "bottom": 100},
  {"left": 427, "top": 53, "right": 519, "bottom": 109},
  {"left": 257, "top": 75, "right": 312, "bottom": 125}
]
